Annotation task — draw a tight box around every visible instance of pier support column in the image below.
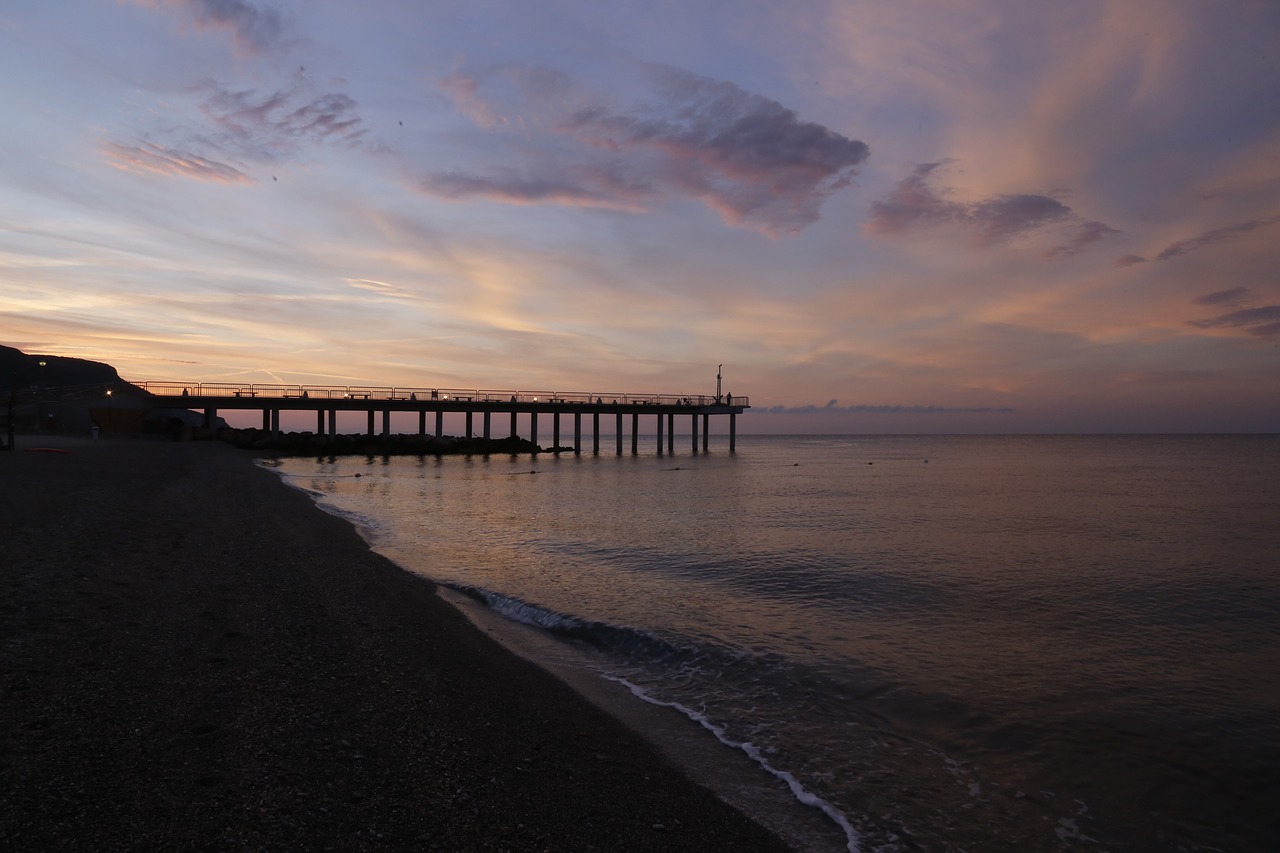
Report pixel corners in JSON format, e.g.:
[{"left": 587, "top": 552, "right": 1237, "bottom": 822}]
[
  {"left": 667, "top": 413, "right": 674, "bottom": 453},
  {"left": 530, "top": 412, "right": 538, "bottom": 448},
  {"left": 271, "top": 409, "right": 280, "bottom": 439},
  {"left": 730, "top": 413, "right": 737, "bottom": 452},
  {"left": 574, "top": 413, "right": 582, "bottom": 454},
  {"left": 418, "top": 411, "right": 426, "bottom": 437},
  {"left": 367, "top": 410, "right": 375, "bottom": 437},
  {"left": 435, "top": 411, "right": 443, "bottom": 439},
  {"left": 553, "top": 413, "right": 561, "bottom": 452},
  {"left": 328, "top": 409, "right": 336, "bottom": 437},
  {"left": 656, "top": 412, "right": 664, "bottom": 454},
  {"left": 261, "top": 409, "right": 270, "bottom": 431},
  {"left": 631, "top": 413, "right": 639, "bottom": 455},
  {"left": 465, "top": 410, "right": 473, "bottom": 439},
  {"left": 510, "top": 410, "right": 518, "bottom": 439},
  {"left": 382, "top": 410, "right": 391, "bottom": 437},
  {"left": 317, "top": 410, "right": 324, "bottom": 434},
  {"left": 615, "top": 413, "right": 623, "bottom": 455},
  {"left": 203, "top": 408, "right": 217, "bottom": 429},
  {"left": 483, "top": 411, "right": 491, "bottom": 441},
  {"left": 702, "top": 413, "right": 709, "bottom": 451},
  {"left": 691, "top": 413, "right": 698, "bottom": 453},
  {"left": 593, "top": 413, "right": 600, "bottom": 454}
]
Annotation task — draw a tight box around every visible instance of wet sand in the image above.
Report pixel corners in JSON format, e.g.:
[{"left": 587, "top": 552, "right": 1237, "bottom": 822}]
[{"left": 1, "top": 437, "right": 789, "bottom": 851}]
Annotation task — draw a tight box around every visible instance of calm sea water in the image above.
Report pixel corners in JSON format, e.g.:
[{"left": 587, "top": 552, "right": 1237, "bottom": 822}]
[{"left": 272, "top": 435, "right": 1280, "bottom": 852}]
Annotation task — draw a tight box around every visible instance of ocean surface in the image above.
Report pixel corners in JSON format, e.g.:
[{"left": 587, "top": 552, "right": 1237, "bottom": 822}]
[{"left": 271, "top": 434, "right": 1280, "bottom": 852}]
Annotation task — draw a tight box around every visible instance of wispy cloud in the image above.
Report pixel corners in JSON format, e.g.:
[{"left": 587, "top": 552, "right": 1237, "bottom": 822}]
[
  {"left": 1193, "top": 287, "right": 1252, "bottom": 307},
  {"left": 1188, "top": 305, "right": 1280, "bottom": 339},
  {"left": 866, "top": 161, "right": 1101, "bottom": 250},
  {"left": 1155, "top": 213, "right": 1280, "bottom": 260},
  {"left": 429, "top": 63, "right": 868, "bottom": 235},
  {"left": 103, "top": 141, "right": 250, "bottom": 183},
  {"left": 134, "top": 0, "right": 286, "bottom": 55}
]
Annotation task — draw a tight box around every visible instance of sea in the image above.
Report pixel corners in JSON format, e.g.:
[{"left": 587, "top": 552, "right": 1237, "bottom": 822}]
[{"left": 269, "top": 434, "right": 1280, "bottom": 852}]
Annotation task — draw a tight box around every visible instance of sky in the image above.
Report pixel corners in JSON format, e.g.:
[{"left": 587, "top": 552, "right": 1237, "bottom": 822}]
[{"left": 2, "top": 0, "right": 1278, "bottom": 434}]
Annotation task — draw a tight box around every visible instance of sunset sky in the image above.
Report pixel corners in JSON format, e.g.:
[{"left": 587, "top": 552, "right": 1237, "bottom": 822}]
[{"left": 3, "top": 0, "right": 1278, "bottom": 433}]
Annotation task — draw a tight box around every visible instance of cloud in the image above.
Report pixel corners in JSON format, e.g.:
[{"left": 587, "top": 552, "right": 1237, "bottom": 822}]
[
  {"left": 1043, "top": 220, "right": 1121, "bottom": 259},
  {"left": 867, "top": 162, "right": 1086, "bottom": 248},
  {"left": 135, "top": 0, "right": 286, "bottom": 55},
  {"left": 1112, "top": 254, "right": 1147, "bottom": 267},
  {"left": 763, "top": 399, "right": 1014, "bottom": 415},
  {"left": 200, "top": 84, "right": 367, "bottom": 159},
  {"left": 103, "top": 141, "right": 250, "bottom": 183},
  {"left": 1155, "top": 214, "right": 1280, "bottom": 260},
  {"left": 1187, "top": 305, "right": 1280, "bottom": 339},
  {"left": 430, "top": 63, "right": 868, "bottom": 235},
  {"left": 104, "top": 81, "right": 367, "bottom": 181},
  {"left": 1193, "top": 287, "right": 1252, "bottom": 307}
]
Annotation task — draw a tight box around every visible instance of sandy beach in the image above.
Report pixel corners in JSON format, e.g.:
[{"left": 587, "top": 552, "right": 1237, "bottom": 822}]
[{"left": 1, "top": 437, "right": 788, "bottom": 851}]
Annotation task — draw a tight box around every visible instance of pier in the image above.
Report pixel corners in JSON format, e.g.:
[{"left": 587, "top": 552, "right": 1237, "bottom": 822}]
[{"left": 138, "top": 382, "right": 749, "bottom": 454}]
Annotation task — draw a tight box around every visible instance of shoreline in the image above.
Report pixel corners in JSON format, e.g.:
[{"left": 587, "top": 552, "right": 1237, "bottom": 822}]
[{"left": 1, "top": 437, "right": 789, "bottom": 850}]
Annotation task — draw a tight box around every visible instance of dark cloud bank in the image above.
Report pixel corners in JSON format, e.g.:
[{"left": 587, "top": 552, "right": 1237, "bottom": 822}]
[{"left": 763, "top": 400, "right": 1015, "bottom": 415}]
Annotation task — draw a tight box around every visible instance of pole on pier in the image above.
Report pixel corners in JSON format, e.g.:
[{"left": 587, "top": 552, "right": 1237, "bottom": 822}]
[{"left": 716, "top": 364, "right": 722, "bottom": 404}]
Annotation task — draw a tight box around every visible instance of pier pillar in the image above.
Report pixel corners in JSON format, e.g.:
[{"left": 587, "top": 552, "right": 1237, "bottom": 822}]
[
  {"left": 593, "top": 413, "right": 600, "bottom": 454},
  {"left": 435, "top": 411, "right": 443, "bottom": 439},
  {"left": 631, "top": 413, "right": 639, "bottom": 455},
  {"left": 271, "top": 409, "right": 280, "bottom": 439},
  {"left": 328, "top": 409, "right": 336, "bottom": 437},
  {"left": 418, "top": 411, "right": 426, "bottom": 437},
  {"left": 465, "top": 410, "right": 473, "bottom": 439},
  {"left": 382, "top": 410, "right": 390, "bottom": 437},
  {"left": 483, "top": 411, "right": 491, "bottom": 441},
  {"left": 204, "top": 407, "right": 217, "bottom": 429},
  {"left": 531, "top": 412, "right": 538, "bottom": 448},
  {"left": 553, "top": 413, "right": 561, "bottom": 451},
  {"left": 730, "top": 413, "right": 737, "bottom": 452},
  {"left": 656, "top": 412, "right": 664, "bottom": 454},
  {"left": 262, "top": 409, "right": 270, "bottom": 431},
  {"left": 667, "top": 413, "right": 674, "bottom": 453},
  {"left": 691, "top": 413, "right": 698, "bottom": 452},
  {"left": 702, "top": 413, "right": 709, "bottom": 451},
  {"left": 574, "top": 413, "right": 582, "bottom": 454},
  {"left": 366, "top": 410, "right": 375, "bottom": 437},
  {"left": 510, "top": 410, "right": 518, "bottom": 439},
  {"left": 317, "top": 410, "right": 324, "bottom": 434},
  {"left": 615, "top": 413, "right": 623, "bottom": 455}
]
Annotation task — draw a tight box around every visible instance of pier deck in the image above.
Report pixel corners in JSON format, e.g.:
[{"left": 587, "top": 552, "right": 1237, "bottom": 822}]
[{"left": 139, "top": 382, "right": 749, "bottom": 453}]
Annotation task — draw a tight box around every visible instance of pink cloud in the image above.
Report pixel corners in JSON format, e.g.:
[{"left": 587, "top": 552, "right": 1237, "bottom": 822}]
[
  {"left": 134, "top": 0, "right": 286, "bottom": 55},
  {"left": 1155, "top": 214, "right": 1280, "bottom": 260},
  {"left": 103, "top": 141, "right": 250, "bottom": 183}
]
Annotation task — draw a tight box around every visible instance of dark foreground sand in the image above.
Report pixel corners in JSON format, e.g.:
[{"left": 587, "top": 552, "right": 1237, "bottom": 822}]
[{"left": 1, "top": 438, "right": 789, "bottom": 851}]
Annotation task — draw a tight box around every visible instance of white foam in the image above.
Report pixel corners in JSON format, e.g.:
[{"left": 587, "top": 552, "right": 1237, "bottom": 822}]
[{"left": 608, "top": 675, "right": 863, "bottom": 853}]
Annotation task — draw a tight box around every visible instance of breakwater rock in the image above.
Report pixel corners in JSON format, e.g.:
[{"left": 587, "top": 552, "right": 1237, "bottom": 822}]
[{"left": 221, "top": 428, "right": 545, "bottom": 456}]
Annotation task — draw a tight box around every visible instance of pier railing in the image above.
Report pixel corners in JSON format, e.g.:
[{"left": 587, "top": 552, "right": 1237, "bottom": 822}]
[{"left": 137, "top": 382, "right": 747, "bottom": 408}]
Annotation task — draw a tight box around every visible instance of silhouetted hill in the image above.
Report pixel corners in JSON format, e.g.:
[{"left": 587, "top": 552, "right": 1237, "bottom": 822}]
[{"left": 2, "top": 344, "right": 122, "bottom": 392}]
